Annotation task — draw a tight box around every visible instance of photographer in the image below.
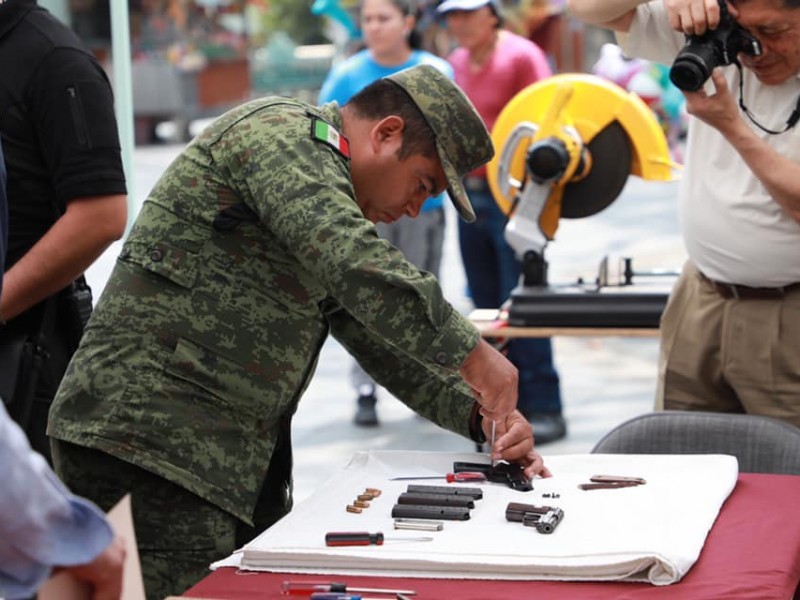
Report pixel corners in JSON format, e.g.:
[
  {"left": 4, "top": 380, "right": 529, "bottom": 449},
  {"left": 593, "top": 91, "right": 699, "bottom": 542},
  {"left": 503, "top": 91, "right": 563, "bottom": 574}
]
[{"left": 567, "top": 0, "right": 800, "bottom": 427}]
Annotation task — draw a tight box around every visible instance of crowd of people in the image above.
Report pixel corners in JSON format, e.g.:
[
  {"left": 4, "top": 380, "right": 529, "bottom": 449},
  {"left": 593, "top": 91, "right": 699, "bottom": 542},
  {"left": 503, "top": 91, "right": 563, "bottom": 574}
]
[{"left": 3, "top": 0, "right": 800, "bottom": 597}]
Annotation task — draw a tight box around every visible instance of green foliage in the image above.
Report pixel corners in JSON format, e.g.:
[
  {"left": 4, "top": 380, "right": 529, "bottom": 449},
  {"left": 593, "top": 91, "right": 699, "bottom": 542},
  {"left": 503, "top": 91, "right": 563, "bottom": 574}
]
[{"left": 261, "top": 0, "right": 327, "bottom": 45}]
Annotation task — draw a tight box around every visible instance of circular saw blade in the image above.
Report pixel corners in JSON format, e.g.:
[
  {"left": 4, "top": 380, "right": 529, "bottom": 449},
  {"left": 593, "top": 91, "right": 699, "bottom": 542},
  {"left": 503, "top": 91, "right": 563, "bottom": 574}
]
[
  {"left": 488, "top": 74, "right": 672, "bottom": 219},
  {"left": 560, "top": 121, "right": 633, "bottom": 219}
]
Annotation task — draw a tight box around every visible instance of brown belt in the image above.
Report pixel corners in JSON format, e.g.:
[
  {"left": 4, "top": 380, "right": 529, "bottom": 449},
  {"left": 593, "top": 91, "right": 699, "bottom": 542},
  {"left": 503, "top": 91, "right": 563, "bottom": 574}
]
[{"left": 699, "top": 271, "right": 800, "bottom": 300}]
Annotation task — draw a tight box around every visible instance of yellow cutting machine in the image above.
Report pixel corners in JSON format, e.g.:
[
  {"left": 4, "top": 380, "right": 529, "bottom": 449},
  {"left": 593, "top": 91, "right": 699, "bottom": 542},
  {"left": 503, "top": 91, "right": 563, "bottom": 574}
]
[{"left": 486, "top": 74, "right": 675, "bottom": 327}]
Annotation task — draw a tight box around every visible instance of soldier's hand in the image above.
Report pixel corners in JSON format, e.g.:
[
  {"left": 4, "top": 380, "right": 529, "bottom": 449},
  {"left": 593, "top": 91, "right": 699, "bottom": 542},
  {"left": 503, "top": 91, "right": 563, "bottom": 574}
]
[
  {"left": 484, "top": 410, "right": 552, "bottom": 479},
  {"left": 459, "top": 339, "right": 518, "bottom": 420},
  {"left": 64, "top": 534, "right": 126, "bottom": 600}
]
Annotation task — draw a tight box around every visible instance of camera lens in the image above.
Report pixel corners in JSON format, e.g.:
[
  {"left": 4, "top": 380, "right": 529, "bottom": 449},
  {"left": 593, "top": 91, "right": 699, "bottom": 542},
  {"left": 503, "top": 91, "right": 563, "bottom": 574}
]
[
  {"left": 670, "top": 35, "right": 724, "bottom": 91},
  {"left": 669, "top": 54, "right": 711, "bottom": 91}
]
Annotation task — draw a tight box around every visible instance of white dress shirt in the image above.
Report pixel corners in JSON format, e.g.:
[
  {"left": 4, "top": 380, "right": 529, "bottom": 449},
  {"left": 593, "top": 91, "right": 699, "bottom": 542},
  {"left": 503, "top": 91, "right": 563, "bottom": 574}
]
[{"left": 619, "top": 2, "right": 800, "bottom": 287}]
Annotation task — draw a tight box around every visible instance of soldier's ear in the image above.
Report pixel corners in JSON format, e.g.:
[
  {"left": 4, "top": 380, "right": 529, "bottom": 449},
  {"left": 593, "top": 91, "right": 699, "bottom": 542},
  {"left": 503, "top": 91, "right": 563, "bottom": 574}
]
[
  {"left": 371, "top": 116, "right": 405, "bottom": 152},
  {"left": 375, "top": 115, "right": 404, "bottom": 140}
]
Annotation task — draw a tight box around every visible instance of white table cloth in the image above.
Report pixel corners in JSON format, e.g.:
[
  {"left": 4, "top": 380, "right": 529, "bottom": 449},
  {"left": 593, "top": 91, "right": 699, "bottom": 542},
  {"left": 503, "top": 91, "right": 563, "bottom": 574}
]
[{"left": 233, "top": 451, "right": 738, "bottom": 585}]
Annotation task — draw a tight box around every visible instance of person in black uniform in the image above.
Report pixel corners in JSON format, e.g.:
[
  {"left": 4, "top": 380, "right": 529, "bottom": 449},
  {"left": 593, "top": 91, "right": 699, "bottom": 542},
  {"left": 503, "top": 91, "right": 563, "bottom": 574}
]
[
  {"left": 1, "top": 140, "right": 6, "bottom": 288},
  {"left": 0, "top": 0, "right": 128, "bottom": 463}
]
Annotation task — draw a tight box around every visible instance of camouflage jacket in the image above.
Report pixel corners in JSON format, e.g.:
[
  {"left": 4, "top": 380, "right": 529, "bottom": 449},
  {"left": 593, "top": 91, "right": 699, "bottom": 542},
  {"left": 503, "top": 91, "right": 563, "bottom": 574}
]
[{"left": 48, "top": 99, "right": 480, "bottom": 525}]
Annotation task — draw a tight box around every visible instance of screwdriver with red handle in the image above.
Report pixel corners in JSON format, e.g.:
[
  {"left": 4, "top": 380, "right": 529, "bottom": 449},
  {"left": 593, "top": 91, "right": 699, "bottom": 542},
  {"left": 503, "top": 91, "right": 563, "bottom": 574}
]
[
  {"left": 389, "top": 471, "right": 487, "bottom": 482},
  {"left": 282, "top": 580, "right": 417, "bottom": 596},
  {"left": 324, "top": 532, "right": 432, "bottom": 546}
]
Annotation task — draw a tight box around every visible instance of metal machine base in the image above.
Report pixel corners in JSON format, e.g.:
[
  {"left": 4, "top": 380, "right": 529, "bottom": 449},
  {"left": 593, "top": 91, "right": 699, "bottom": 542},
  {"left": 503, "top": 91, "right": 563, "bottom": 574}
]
[{"left": 507, "top": 284, "right": 668, "bottom": 328}]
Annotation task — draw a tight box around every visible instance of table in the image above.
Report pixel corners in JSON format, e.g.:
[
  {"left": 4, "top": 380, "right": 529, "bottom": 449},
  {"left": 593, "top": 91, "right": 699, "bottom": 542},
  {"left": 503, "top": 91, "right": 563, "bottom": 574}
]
[
  {"left": 180, "top": 473, "right": 800, "bottom": 600},
  {"left": 469, "top": 309, "right": 659, "bottom": 338}
]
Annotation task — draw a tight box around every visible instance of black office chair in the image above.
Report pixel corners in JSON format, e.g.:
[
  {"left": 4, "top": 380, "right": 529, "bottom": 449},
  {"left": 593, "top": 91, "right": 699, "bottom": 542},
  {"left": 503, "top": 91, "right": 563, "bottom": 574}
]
[{"left": 591, "top": 411, "right": 800, "bottom": 475}]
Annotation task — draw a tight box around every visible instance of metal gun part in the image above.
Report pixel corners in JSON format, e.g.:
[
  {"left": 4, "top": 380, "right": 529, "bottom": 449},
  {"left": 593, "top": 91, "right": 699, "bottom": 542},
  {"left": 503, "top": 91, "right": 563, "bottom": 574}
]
[
  {"left": 397, "top": 492, "right": 475, "bottom": 509},
  {"left": 506, "top": 502, "right": 564, "bottom": 534},
  {"left": 453, "top": 461, "right": 534, "bottom": 492},
  {"left": 391, "top": 504, "right": 471, "bottom": 521},
  {"left": 405, "top": 484, "right": 483, "bottom": 500}
]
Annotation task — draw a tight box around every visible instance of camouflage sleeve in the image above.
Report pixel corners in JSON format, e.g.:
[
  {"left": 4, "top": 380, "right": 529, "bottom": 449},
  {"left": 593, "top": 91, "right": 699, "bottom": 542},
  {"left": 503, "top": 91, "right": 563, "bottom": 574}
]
[
  {"left": 208, "top": 102, "right": 479, "bottom": 372},
  {"left": 325, "top": 302, "right": 476, "bottom": 439}
]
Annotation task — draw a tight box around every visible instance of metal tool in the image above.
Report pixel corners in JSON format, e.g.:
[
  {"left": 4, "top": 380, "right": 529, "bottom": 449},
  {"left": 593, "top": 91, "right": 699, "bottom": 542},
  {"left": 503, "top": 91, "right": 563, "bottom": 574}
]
[
  {"left": 397, "top": 492, "right": 475, "bottom": 509},
  {"left": 579, "top": 474, "right": 647, "bottom": 490},
  {"left": 281, "top": 580, "right": 417, "bottom": 596},
  {"left": 590, "top": 474, "right": 646, "bottom": 484},
  {"left": 393, "top": 518, "right": 444, "bottom": 532},
  {"left": 324, "top": 532, "right": 433, "bottom": 546},
  {"left": 389, "top": 471, "right": 486, "bottom": 482},
  {"left": 578, "top": 481, "right": 641, "bottom": 490},
  {"left": 391, "top": 504, "right": 470, "bottom": 521},
  {"left": 308, "top": 594, "right": 392, "bottom": 600},
  {"left": 405, "top": 484, "right": 483, "bottom": 499},
  {"left": 490, "top": 419, "right": 497, "bottom": 468}
]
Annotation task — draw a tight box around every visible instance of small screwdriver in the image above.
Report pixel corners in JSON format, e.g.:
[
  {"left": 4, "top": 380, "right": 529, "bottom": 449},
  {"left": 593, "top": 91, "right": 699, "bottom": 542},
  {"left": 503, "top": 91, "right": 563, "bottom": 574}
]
[
  {"left": 282, "top": 581, "right": 417, "bottom": 596},
  {"left": 389, "top": 471, "right": 487, "bottom": 482},
  {"left": 490, "top": 419, "right": 497, "bottom": 468},
  {"left": 325, "top": 532, "right": 432, "bottom": 546},
  {"left": 308, "top": 594, "right": 390, "bottom": 600}
]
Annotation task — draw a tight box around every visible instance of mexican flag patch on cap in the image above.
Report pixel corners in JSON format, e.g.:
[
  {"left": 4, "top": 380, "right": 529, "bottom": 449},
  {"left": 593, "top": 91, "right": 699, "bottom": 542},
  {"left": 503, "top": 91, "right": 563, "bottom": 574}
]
[{"left": 312, "top": 118, "right": 350, "bottom": 159}]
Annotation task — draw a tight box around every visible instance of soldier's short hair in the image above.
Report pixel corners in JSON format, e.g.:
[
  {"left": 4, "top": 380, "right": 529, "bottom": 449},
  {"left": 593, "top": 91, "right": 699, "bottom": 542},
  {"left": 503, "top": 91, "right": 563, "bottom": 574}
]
[{"left": 346, "top": 79, "right": 438, "bottom": 161}]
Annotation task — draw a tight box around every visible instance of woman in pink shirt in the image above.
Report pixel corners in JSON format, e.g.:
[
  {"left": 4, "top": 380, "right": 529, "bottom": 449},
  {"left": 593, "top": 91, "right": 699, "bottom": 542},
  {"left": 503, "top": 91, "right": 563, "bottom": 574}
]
[{"left": 439, "top": 0, "right": 565, "bottom": 445}]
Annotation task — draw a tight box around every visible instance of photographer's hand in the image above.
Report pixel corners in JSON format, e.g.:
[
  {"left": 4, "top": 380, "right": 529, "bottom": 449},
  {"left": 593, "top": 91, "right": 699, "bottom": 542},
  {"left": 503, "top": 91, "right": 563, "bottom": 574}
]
[
  {"left": 683, "top": 69, "right": 743, "bottom": 135},
  {"left": 686, "top": 70, "right": 800, "bottom": 225},
  {"left": 664, "top": 0, "right": 722, "bottom": 35}
]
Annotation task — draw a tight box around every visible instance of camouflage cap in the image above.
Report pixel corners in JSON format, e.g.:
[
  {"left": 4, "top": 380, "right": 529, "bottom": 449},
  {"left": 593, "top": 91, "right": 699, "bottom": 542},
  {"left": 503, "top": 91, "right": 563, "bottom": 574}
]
[{"left": 386, "top": 64, "right": 494, "bottom": 223}]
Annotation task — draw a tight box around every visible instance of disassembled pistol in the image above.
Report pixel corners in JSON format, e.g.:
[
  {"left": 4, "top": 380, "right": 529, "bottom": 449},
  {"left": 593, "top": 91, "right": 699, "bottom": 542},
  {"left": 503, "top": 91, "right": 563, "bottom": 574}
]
[
  {"left": 578, "top": 474, "right": 646, "bottom": 491},
  {"left": 453, "top": 460, "right": 534, "bottom": 492},
  {"left": 505, "top": 502, "right": 564, "bottom": 534}
]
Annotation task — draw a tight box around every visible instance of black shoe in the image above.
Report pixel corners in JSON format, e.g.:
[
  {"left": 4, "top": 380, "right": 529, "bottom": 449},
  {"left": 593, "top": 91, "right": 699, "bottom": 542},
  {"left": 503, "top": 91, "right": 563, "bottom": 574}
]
[
  {"left": 529, "top": 413, "right": 567, "bottom": 445},
  {"left": 354, "top": 386, "right": 379, "bottom": 427}
]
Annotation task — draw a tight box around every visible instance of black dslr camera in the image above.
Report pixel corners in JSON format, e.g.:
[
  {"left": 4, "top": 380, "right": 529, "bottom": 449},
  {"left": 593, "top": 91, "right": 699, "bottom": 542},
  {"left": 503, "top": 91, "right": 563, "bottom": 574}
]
[{"left": 669, "top": 0, "right": 762, "bottom": 91}]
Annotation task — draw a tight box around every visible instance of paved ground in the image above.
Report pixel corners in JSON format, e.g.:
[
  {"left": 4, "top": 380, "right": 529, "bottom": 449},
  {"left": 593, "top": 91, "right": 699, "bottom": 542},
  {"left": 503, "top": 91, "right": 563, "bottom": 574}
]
[{"left": 85, "top": 144, "right": 686, "bottom": 502}]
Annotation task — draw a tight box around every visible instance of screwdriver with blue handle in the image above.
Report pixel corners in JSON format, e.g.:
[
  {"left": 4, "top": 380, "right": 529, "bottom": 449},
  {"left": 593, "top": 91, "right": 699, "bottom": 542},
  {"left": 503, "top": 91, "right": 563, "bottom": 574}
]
[{"left": 309, "top": 594, "right": 412, "bottom": 600}]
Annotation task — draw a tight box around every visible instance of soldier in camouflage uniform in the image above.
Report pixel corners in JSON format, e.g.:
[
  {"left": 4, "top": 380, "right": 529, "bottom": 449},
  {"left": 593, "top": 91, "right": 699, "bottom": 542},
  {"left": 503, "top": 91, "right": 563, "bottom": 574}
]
[{"left": 47, "top": 65, "right": 549, "bottom": 599}]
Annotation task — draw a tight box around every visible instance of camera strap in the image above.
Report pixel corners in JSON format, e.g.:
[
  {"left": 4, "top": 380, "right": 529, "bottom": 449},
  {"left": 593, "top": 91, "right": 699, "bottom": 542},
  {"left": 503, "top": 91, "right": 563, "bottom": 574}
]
[{"left": 735, "top": 61, "right": 800, "bottom": 134}]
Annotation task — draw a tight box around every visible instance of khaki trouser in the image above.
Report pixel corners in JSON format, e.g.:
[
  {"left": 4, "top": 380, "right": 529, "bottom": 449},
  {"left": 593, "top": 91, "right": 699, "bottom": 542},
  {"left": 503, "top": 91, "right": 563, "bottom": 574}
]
[{"left": 656, "top": 261, "right": 800, "bottom": 427}]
